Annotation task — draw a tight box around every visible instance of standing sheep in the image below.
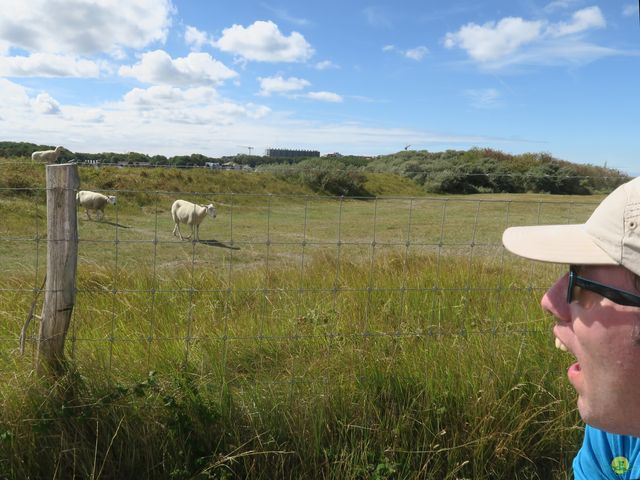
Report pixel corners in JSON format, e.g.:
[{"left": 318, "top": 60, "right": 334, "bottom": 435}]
[
  {"left": 31, "top": 146, "right": 64, "bottom": 163},
  {"left": 76, "top": 190, "right": 117, "bottom": 221},
  {"left": 171, "top": 199, "right": 217, "bottom": 242}
]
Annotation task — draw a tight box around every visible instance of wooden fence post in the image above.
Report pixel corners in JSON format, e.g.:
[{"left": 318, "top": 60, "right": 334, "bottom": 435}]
[{"left": 37, "top": 163, "right": 79, "bottom": 374}]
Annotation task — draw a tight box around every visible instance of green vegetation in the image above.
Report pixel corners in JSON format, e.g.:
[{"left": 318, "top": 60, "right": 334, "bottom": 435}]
[
  {"left": 0, "top": 159, "right": 605, "bottom": 478},
  {"left": 2, "top": 141, "right": 629, "bottom": 196}
]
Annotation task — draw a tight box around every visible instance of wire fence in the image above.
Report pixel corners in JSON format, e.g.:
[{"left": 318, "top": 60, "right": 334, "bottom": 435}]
[{"left": 0, "top": 179, "right": 608, "bottom": 380}]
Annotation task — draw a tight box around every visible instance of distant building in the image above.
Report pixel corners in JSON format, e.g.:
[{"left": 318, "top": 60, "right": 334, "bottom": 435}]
[{"left": 265, "top": 148, "right": 320, "bottom": 158}]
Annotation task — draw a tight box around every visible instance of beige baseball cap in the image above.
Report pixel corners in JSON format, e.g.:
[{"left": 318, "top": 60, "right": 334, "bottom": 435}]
[{"left": 502, "top": 176, "right": 640, "bottom": 276}]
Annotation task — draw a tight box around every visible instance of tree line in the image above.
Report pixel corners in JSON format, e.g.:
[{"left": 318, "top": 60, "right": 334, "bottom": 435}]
[{"left": 1, "top": 142, "right": 630, "bottom": 195}]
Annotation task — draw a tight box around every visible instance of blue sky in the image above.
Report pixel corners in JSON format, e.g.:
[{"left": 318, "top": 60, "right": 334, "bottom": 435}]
[{"left": 0, "top": 0, "right": 638, "bottom": 174}]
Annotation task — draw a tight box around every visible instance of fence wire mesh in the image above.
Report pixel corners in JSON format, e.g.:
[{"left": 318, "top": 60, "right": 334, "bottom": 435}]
[{"left": 0, "top": 183, "right": 605, "bottom": 382}]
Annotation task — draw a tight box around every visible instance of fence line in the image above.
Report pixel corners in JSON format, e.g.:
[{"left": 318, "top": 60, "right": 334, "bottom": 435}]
[{"left": 0, "top": 183, "right": 600, "bottom": 378}]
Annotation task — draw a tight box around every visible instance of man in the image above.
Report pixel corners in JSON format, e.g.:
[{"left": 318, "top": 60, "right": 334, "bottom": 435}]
[{"left": 502, "top": 176, "right": 640, "bottom": 479}]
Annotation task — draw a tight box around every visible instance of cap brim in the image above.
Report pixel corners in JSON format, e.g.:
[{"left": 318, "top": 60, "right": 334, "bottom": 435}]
[{"left": 502, "top": 224, "right": 619, "bottom": 265}]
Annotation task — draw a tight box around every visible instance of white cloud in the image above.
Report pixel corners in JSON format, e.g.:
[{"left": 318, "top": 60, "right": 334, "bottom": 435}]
[
  {"left": 66, "top": 107, "right": 105, "bottom": 123},
  {"left": 32, "top": 92, "right": 61, "bottom": 114},
  {"left": 464, "top": 88, "right": 501, "bottom": 109},
  {"left": 543, "top": 0, "right": 581, "bottom": 13},
  {"left": 444, "top": 7, "right": 611, "bottom": 68},
  {"left": 0, "top": 83, "right": 528, "bottom": 158},
  {"left": 185, "top": 26, "right": 213, "bottom": 51},
  {"left": 546, "top": 6, "right": 605, "bottom": 37},
  {"left": 214, "top": 21, "right": 314, "bottom": 62},
  {"left": 314, "top": 60, "right": 338, "bottom": 70},
  {"left": 383, "top": 44, "right": 429, "bottom": 61},
  {"left": 0, "top": 0, "right": 173, "bottom": 56},
  {"left": 404, "top": 46, "right": 429, "bottom": 61},
  {"left": 445, "top": 17, "right": 543, "bottom": 62},
  {"left": 0, "top": 53, "right": 100, "bottom": 77},
  {"left": 0, "top": 78, "right": 30, "bottom": 106},
  {"left": 119, "top": 50, "right": 237, "bottom": 87},
  {"left": 623, "top": 3, "right": 638, "bottom": 17},
  {"left": 258, "top": 75, "right": 310, "bottom": 96},
  {"left": 120, "top": 85, "right": 270, "bottom": 125},
  {"left": 123, "top": 85, "right": 218, "bottom": 108},
  {"left": 307, "top": 91, "right": 343, "bottom": 103}
]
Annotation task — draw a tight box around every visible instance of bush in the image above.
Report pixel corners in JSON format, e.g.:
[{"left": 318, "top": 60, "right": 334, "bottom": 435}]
[{"left": 266, "top": 159, "right": 371, "bottom": 197}]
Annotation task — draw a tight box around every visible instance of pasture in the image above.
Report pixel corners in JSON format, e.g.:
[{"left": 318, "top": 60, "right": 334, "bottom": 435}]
[{"left": 0, "top": 162, "right": 603, "bottom": 479}]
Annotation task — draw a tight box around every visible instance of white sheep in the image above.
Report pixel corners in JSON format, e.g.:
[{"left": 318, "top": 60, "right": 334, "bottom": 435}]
[
  {"left": 171, "top": 199, "right": 217, "bottom": 242},
  {"left": 31, "top": 146, "right": 64, "bottom": 163},
  {"left": 76, "top": 190, "right": 117, "bottom": 221}
]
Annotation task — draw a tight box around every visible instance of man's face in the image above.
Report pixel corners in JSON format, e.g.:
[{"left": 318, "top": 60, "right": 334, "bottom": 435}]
[{"left": 542, "top": 265, "right": 640, "bottom": 435}]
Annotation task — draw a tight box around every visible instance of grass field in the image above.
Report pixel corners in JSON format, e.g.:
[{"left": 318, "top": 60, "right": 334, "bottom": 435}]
[{"left": 0, "top": 161, "right": 604, "bottom": 479}]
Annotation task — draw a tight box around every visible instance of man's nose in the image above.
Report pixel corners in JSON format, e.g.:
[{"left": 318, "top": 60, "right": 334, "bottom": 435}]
[{"left": 541, "top": 273, "right": 571, "bottom": 322}]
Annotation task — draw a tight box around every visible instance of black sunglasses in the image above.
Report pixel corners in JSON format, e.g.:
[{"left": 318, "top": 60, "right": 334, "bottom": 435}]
[{"left": 567, "top": 266, "right": 640, "bottom": 308}]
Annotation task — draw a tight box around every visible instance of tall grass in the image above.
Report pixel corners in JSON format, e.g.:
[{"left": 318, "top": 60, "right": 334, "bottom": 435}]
[
  {"left": 1, "top": 253, "right": 581, "bottom": 479},
  {"left": 0, "top": 163, "right": 597, "bottom": 478}
]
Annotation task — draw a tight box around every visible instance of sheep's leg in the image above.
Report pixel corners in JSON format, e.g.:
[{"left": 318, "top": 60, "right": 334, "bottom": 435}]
[
  {"left": 85, "top": 208, "right": 92, "bottom": 220},
  {"left": 173, "top": 223, "right": 184, "bottom": 241},
  {"left": 97, "top": 210, "right": 104, "bottom": 221}
]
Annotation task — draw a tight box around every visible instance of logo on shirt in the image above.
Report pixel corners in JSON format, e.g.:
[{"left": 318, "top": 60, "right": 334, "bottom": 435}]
[{"left": 611, "top": 456, "right": 630, "bottom": 475}]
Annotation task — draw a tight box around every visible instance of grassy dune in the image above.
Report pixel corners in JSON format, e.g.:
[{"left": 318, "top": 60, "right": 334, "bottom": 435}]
[{"left": 0, "top": 162, "right": 602, "bottom": 479}]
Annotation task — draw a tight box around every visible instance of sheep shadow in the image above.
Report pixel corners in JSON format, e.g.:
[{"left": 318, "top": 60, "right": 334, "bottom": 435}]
[
  {"left": 196, "top": 239, "right": 240, "bottom": 250},
  {"left": 92, "top": 219, "right": 131, "bottom": 228}
]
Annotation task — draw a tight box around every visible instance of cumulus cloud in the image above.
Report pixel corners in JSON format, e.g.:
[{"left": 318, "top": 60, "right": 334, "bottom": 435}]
[
  {"left": 120, "top": 85, "right": 270, "bottom": 125},
  {"left": 404, "top": 46, "right": 429, "bottom": 61},
  {"left": 307, "top": 91, "right": 343, "bottom": 102},
  {"left": 258, "top": 75, "right": 310, "bottom": 96},
  {"left": 185, "top": 25, "right": 213, "bottom": 51},
  {"left": 67, "top": 107, "right": 105, "bottom": 123},
  {"left": 444, "top": 6, "right": 611, "bottom": 67},
  {"left": 119, "top": 50, "right": 237, "bottom": 87},
  {"left": 123, "top": 85, "right": 218, "bottom": 108},
  {"left": 314, "top": 60, "right": 338, "bottom": 70},
  {"left": 444, "top": 17, "right": 543, "bottom": 62},
  {"left": 214, "top": 20, "right": 314, "bottom": 62},
  {"left": 0, "top": 53, "right": 100, "bottom": 77},
  {"left": 32, "top": 92, "right": 61, "bottom": 114},
  {"left": 0, "top": 0, "right": 173, "bottom": 56},
  {"left": 0, "top": 78, "right": 30, "bottom": 106}
]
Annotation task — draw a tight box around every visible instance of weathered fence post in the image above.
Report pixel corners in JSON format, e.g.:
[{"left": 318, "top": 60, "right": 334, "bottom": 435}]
[{"left": 37, "top": 163, "right": 79, "bottom": 374}]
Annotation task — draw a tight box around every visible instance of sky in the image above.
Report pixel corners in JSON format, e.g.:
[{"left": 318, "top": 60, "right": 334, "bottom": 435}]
[{"left": 0, "top": 0, "right": 638, "bottom": 175}]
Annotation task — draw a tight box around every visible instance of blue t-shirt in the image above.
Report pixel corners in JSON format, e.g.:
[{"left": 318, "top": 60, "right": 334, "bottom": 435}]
[{"left": 573, "top": 425, "right": 640, "bottom": 479}]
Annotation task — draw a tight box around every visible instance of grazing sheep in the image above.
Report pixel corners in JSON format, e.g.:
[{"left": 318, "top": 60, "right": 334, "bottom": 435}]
[
  {"left": 171, "top": 199, "right": 217, "bottom": 242},
  {"left": 76, "top": 190, "right": 117, "bottom": 221},
  {"left": 31, "top": 146, "right": 64, "bottom": 163}
]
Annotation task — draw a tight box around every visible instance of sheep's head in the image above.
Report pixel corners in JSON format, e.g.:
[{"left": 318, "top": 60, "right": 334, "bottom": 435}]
[
  {"left": 107, "top": 196, "right": 117, "bottom": 205},
  {"left": 55, "top": 146, "right": 64, "bottom": 152},
  {"left": 205, "top": 204, "right": 217, "bottom": 219}
]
